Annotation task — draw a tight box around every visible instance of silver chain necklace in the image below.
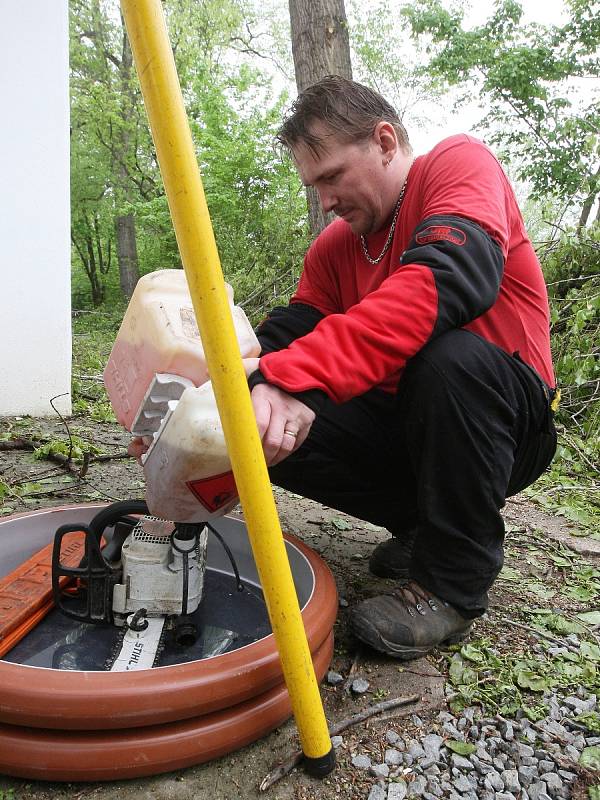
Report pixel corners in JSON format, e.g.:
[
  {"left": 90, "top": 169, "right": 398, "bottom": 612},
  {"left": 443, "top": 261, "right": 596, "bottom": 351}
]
[{"left": 360, "top": 175, "right": 410, "bottom": 265}]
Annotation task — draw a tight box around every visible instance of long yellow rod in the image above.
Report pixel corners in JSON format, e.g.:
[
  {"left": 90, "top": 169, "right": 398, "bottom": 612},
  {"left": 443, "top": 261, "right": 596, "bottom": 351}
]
[{"left": 120, "top": 0, "right": 334, "bottom": 771}]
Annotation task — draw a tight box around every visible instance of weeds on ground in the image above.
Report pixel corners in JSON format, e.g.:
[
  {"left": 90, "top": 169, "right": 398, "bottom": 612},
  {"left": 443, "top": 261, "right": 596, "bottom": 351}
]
[
  {"left": 445, "top": 527, "right": 600, "bottom": 721},
  {"left": 533, "top": 233, "right": 600, "bottom": 538}
]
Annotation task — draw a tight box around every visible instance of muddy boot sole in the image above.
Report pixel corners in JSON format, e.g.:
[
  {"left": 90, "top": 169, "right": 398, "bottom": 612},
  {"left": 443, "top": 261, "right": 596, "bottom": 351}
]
[{"left": 351, "top": 615, "right": 472, "bottom": 660}]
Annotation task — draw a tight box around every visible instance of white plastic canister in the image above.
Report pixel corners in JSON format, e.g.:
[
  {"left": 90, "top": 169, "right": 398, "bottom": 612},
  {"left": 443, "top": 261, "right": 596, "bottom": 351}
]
[
  {"left": 141, "top": 382, "right": 237, "bottom": 524},
  {"left": 103, "top": 269, "right": 260, "bottom": 523},
  {"left": 104, "top": 269, "right": 259, "bottom": 431}
]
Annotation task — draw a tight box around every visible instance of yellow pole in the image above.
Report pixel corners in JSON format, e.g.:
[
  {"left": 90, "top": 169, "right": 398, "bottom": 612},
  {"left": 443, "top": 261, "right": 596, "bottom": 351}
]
[{"left": 120, "top": 0, "right": 334, "bottom": 774}]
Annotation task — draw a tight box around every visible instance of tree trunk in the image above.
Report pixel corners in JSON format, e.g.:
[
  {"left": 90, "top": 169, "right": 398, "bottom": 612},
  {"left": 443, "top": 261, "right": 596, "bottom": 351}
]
[
  {"left": 577, "top": 164, "right": 600, "bottom": 230},
  {"left": 115, "top": 213, "right": 139, "bottom": 298},
  {"left": 288, "top": 0, "right": 352, "bottom": 236},
  {"left": 114, "top": 24, "right": 139, "bottom": 298}
]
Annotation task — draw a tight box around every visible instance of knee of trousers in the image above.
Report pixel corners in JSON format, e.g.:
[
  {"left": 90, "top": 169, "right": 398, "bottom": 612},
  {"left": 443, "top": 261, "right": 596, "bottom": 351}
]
[
  {"left": 399, "top": 330, "right": 485, "bottom": 397},
  {"left": 396, "top": 330, "right": 517, "bottom": 436}
]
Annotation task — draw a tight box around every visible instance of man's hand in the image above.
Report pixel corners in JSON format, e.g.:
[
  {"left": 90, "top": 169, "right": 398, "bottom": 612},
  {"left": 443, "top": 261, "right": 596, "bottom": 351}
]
[
  {"left": 128, "top": 436, "right": 150, "bottom": 465},
  {"left": 250, "top": 382, "right": 315, "bottom": 466},
  {"left": 242, "top": 357, "right": 315, "bottom": 465}
]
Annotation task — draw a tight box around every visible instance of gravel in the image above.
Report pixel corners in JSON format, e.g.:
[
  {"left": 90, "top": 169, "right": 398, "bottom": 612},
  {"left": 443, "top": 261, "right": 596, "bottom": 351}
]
[{"left": 350, "top": 689, "right": 596, "bottom": 798}]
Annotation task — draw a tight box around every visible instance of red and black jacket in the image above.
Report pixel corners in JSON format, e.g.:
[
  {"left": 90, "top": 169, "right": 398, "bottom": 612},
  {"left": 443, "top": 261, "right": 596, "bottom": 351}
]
[{"left": 252, "top": 135, "right": 554, "bottom": 410}]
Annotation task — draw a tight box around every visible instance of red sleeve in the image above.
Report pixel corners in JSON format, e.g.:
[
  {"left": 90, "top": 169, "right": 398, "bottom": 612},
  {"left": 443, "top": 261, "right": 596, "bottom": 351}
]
[
  {"left": 419, "top": 135, "right": 511, "bottom": 256},
  {"left": 261, "top": 264, "right": 439, "bottom": 403}
]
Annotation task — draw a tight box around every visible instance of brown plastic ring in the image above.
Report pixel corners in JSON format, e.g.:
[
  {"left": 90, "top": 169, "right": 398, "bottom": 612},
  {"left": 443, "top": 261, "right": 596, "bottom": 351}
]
[
  {"left": 0, "top": 505, "right": 338, "bottom": 730},
  {"left": 0, "top": 633, "right": 333, "bottom": 782}
]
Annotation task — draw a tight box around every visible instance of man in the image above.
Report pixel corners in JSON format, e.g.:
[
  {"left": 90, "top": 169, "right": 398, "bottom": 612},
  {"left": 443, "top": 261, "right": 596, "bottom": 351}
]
[{"left": 242, "top": 75, "right": 557, "bottom": 661}]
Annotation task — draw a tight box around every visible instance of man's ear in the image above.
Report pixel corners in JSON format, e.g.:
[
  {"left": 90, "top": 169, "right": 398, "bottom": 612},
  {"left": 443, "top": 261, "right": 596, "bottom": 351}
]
[{"left": 373, "top": 121, "right": 398, "bottom": 162}]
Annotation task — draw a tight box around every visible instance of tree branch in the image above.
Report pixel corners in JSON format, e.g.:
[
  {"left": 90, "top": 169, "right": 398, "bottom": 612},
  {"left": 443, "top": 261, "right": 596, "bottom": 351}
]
[{"left": 259, "top": 694, "right": 421, "bottom": 792}]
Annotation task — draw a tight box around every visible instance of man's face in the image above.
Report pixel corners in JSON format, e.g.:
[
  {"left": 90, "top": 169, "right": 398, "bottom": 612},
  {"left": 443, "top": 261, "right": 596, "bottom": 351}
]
[{"left": 291, "top": 123, "right": 394, "bottom": 236}]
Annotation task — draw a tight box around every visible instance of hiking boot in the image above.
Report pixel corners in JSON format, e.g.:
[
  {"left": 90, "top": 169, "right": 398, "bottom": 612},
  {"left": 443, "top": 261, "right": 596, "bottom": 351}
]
[
  {"left": 369, "top": 530, "right": 416, "bottom": 580},
  {"left": 349, "top": 580, "right": 473, "bottom": 660}
]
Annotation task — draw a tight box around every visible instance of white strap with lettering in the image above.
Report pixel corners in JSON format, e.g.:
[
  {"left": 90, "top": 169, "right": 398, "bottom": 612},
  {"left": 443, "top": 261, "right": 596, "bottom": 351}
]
[{"left": 109, "top": 617, "right": 166, "bottom": 671}]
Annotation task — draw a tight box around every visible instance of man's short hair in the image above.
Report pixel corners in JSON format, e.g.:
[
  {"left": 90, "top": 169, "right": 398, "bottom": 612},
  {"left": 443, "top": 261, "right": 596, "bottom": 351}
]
[{"left": 277, "top": 75, "right": 411, "bottom": 155}]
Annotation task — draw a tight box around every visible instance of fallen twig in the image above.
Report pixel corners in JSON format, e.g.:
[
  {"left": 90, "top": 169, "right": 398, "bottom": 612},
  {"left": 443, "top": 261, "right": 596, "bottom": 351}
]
[
  {"left": 343, "top": 648, "right": 363, "bottom": 695},
  {"left": 90, "top": 451, "right": 130, "bottom": 462},
  {"left": 0, "top": 435, "right": 82, "bottom": 476},
  {"left": 0, "top": 437, "right": 42, "bottom": 452},
  {"left": 50, "top": 393, "right": 74, "bottom": 463},
  {"left": 259, "top": 693, "right": 420, "bottom": 792},
  {"left": 79, "top": 451, "right": 91, "bottom": 479},
  {"left": 369, "top": 693, "right": 448, "bottom": 726},
  {"left": 0, "top": 436, "right": 129, "bottom": 473},
  {"left": 497, "top": 615, "right": 580, "bottom": 654}
]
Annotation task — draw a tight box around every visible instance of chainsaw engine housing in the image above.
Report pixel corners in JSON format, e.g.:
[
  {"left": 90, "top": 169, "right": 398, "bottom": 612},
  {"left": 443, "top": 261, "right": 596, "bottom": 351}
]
[{"left": 112, "top": 517, "right": 208, "bottom": 625}]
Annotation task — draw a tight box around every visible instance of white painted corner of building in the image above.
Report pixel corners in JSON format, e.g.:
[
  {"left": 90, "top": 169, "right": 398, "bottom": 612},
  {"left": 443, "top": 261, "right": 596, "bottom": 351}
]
[{"left": 0, "top": 1, "right": 71, "bottom": 417}]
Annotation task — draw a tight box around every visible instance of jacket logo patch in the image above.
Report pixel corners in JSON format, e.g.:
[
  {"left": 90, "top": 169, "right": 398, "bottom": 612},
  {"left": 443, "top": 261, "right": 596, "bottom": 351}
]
[{"left": 415, "top": 225, "right": 466, "bottom": 246}]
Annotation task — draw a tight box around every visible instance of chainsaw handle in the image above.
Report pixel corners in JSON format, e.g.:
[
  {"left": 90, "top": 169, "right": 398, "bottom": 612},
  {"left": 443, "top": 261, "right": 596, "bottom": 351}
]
[
  {"left": 52, "top": 524, "right": 117, "bottom": 625},
  {"left": 89, "top": 500, "right": 150, "bottom": 562},
  {"left": 88, "top": 500, "right": 149, "bottom": 539}
]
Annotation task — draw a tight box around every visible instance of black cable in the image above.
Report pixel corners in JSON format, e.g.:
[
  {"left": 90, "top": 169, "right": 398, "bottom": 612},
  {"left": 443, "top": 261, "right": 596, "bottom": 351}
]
[
  {"left": 170, "top": 531, "right": 192, "bottom": 615},
  {"left": 206, "top": 523, "right": 244, "bottom": 592},
  {"left": 182, "top": 549, "right": 189, "bottom": 615}
]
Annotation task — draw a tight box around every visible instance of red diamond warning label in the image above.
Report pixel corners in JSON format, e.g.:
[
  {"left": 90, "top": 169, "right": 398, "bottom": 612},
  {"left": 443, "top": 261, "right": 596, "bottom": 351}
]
[{"left": 186, "top": 471, "right": 238, "bottom": 513}]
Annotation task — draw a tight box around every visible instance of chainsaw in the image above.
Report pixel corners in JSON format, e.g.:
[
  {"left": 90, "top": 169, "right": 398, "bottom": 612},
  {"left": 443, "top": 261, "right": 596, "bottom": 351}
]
[
  {"left": 50, "top": 500, "right": 242, "bottom": 671},
  {"left": 48, "top": 274, "right": 257, "bottom": 668}
]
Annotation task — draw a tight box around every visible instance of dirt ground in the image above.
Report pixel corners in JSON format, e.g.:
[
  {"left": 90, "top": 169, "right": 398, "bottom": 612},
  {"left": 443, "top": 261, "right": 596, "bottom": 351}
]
[{"left": 0, "top": 415, "right": 597, "bottom": 800}]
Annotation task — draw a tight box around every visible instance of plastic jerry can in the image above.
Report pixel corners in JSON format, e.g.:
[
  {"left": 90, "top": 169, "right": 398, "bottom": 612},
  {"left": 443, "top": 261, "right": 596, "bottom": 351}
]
[
  {"left": 141, "top": 381, "right": 237, "bottom": 523},
  {"left": 104, "top": 269, "right": 260, "bottom": 431}
]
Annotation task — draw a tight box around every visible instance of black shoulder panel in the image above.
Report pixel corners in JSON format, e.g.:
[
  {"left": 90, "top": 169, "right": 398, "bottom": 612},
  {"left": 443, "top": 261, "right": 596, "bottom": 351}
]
[{"left": 401, "top": 214, "right": 505, "bottom": 336}]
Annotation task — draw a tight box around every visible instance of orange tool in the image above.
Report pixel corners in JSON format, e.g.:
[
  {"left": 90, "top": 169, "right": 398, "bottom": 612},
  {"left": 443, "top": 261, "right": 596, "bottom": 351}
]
[{"left": 0, "top": 532, "right": 88, "bottom": 658}]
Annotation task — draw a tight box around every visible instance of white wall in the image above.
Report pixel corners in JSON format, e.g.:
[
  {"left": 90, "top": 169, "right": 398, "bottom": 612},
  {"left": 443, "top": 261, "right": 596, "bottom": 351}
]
[{"left": 0, "top": 2, "right": 71, "bottom": 416}]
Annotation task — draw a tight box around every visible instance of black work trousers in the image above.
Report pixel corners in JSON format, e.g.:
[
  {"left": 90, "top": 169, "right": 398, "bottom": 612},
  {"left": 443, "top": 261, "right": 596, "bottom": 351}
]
[{"left": 269, "top": 330, "right": 557, "bottom": 618}]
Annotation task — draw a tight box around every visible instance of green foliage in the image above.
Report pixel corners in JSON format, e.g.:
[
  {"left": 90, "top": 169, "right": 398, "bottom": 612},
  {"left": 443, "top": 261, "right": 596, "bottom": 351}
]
[
  {"left": 349, "top": 0, "right": 445, "bottom": 130},
  {"left": 445, "top": 740, "right": 476, "bottom": 756},
  {"left": 524, "top": 230, "right": 600, "bottom": 533},
  {"left": 581, "top": 746, "right": 600, "bottom": 771},
  {"left": 401, "top": 0, "right": 600, "bottom": 225},
  {"left": 33, "top": 436, "right": 101, "bottom": 462},
  {"left": 447, "top": 634, "right": 599, "bottom": 719},
  {"left": 450, "top": 530, "right": 600, "bottom": 716},
  {"left": 70, "top": 0, "right": 308, "bottom": 317},
  {"left": 578, "top": 712, "right": 600, "bottom": 734},
  {"left": 544, "top": 232, "right": 600, "bottom": 436},
  {"left": 71, "top": 306, "right": 125, "bottom": 419}
]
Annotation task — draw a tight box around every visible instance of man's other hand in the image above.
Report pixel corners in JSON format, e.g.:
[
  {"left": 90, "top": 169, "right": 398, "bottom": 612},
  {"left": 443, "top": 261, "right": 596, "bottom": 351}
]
[
  {"left": 128, "top": 436, "right": 149, "bottom": 465},
  {"left": 250, "top": 382, "right": 315, "bottom": 466}
]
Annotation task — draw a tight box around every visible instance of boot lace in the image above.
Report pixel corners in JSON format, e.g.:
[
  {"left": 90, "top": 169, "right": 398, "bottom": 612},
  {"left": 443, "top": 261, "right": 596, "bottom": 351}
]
[{"left": 391, "top": 580, "right": 446, "bottom": 617}]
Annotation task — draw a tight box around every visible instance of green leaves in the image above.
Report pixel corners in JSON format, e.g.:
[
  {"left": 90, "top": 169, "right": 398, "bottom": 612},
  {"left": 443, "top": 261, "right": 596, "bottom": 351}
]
[
  {"left": 576, "top": 712, "right": 600, "bottom": 734},
  {"left": 578, "top": 611, "right": 600, "bottom": 626},
  {"left": 460, "top": 643, "right": 487, "bottom": 663},
  {"left": 514, "top": 669, "right": 549, "bottom": 692},
  {"left": 449, "top": 656, "right": 477, "bottom": 686},
  {"left": 444, "top": 624, "right": 600, "bottom": 718},
  {"left": 445, "top": 740, "right": 476, "bottom": 756},
  {"left": 531, "top": 610, "right": 586, "bottom": 637},
  {"left": 580, "top": 746, "right": 600, "bottom": 770},
  {"left": 33, "top": 435, "right": 101, "bottom": 463},
  {"left": 401, "top": 0, "right": 600, "bottom": 222}
]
